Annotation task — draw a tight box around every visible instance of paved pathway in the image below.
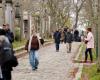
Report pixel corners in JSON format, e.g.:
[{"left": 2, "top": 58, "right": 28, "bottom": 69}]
[{"left": 12, "top": 42, "right": 80, "bottom": 80}]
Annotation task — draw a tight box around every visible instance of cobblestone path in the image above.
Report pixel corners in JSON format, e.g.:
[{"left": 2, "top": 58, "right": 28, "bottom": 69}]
[{"left": 12, "top": 42, "right": 80, "bottom": 80}]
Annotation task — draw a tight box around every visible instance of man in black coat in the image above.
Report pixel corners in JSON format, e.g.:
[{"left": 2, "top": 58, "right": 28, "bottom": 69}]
[
  {"left": 3, "top": 24, "right": 14, "bottom": 44},
  {"left": 53, "top": 29, "right": 61, "bottom": 52},
  {"left": 64, "top": 29, "right": 73, "bottom": 53}
]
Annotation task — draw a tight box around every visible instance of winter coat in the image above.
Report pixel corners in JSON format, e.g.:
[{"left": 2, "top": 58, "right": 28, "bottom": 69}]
[
  {"left": 85, "top": 32, "right": 94, "bottom": 48},
  {"left": 53, "top": 31, "right": 61, "bottom": 44},
  {"left": 25, "top": 35, "right": 40, "bottom": 52},
  {"left": 0, "top": 36, "right": 13, "bottom": 71},
  {"left": 64, "top": 32, "right": 73, "bottom": 43},
  {"left": 5, "top": 29, "right": 14, "bottom": 43}
]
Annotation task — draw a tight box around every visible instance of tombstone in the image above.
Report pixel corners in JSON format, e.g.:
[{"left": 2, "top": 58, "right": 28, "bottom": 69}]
[
  {"left": 4, "top": 0, "right": 14, "bottom": 31},
  {"left": 23, "top": 11, "right": 31, "bottom": 39},
  {"left": 15, "top": 2, "right": 20, "bottom": 18}
]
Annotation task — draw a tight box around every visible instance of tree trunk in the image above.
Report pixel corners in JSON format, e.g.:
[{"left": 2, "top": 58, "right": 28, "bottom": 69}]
[
  {"left": 97, "top": 0, "right": 100, "bottom": 72},
  {"left": 74, "top": 11, "right": 79, "bottom": 29}
]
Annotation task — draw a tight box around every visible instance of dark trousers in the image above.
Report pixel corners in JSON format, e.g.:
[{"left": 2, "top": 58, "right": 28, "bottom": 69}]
[
  {"left": 85, "top": 48, "right": 93, "bottom": 62},
  {"left": 55, "top": 43, "right": 60, "bottom": 51},
  {"left": 66, "top": 43, "right": 72, "bottom": 52},
  {"left": 2, "top": 70, "right": 11, "bottom": 80}
]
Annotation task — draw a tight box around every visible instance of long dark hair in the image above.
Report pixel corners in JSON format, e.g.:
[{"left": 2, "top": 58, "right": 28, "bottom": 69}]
[{"left": 87, "top": 28, "right": 92, "bottom": 32}]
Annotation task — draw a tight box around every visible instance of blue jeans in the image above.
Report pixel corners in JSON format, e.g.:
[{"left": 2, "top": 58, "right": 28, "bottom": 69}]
[{"left": 29, "top": 50, "right": 39, "bottom": 69}]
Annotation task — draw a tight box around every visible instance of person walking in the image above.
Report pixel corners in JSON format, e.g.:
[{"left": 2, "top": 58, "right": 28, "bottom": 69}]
[
  {"left": 63, "top": 28, "right": 68, "bottom": 43},
  {"left": 84, "top": 28, "right": 94, "bottom": 63},
  {"left": 53, "top": 29, "right": 61, "bottom": 52},
  {"left": 25, "top": 32, "right": 40, "bottom": 70},
  {"left": 64, "top": 29, "right": 73, "bottom": 53},
  {"left": 0, "top": 28, "right": 14, "bottom": 80},
  {"left": 3, "top": 24, "right": 14, "bottom": 44}
]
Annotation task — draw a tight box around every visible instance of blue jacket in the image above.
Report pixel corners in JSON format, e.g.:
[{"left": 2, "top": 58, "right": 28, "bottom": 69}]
[{"left": 53, "top": 31, "right": 61, "bottom": 44}]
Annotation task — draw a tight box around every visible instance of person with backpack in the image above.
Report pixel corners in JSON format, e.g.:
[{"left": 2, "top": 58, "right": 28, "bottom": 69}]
[
  {"left": 25, "top": 32, "right": 40, "bottom": 70},
  {"left": 0, "top": 28, "right": 18, "bottom": 80},
  {"left": 64, "top": 29, "right": 73, "bottom": 53},
  {"left": 53, "top": 29, "right": 61, "bottom": 52}
]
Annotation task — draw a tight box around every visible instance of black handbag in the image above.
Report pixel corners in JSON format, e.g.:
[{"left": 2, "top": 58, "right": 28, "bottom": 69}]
[{"left": 85, "top": 40, "right": 88, "bottom": 44}]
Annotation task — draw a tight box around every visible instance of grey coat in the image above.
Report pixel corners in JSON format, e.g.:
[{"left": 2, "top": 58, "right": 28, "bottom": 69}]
[{"left": 0, "top": 36, "right": 12, "bottom": 65}]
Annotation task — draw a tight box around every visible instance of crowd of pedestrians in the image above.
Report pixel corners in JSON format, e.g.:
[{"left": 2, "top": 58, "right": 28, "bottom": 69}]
[
  {"left": 53, "top": 27, "right": 94, "bottom": 63},
  {"left": 0, "top": 23, "right": 94, "bottom": 80},
  {"left": 53, "top": 28, "right": 77, "bottom": 53}
]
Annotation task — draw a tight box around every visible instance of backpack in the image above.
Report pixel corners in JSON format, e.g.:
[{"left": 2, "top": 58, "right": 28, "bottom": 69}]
[
  {"left": 0, "top": 36, "right": 12, "bottom": 65},
  {"left": 31, "top": 36, "right": 39, "bottom": 50},
  {"left": 0, "top": 36, "right": 18, "bottom": 67},
  {"left": 7, "top": 50, "right": 18, "bottom": 67}
]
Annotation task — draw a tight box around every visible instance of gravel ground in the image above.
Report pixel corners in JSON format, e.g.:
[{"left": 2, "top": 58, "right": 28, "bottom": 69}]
[{"left": 12, "top": 42, "right": 81, "bottom": 80}]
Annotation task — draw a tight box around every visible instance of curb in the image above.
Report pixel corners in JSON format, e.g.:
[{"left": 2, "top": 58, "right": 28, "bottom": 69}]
[{"left": 73, "top": 44, "right": 84, "bottom": 80}]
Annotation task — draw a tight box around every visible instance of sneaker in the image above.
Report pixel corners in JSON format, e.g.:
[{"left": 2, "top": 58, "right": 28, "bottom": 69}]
[
  {"left": 35, "top": 67, "right": 38, "bottom": 70},
  {"left": 32, "top": 67, "right": 36, "bottom": 70}
]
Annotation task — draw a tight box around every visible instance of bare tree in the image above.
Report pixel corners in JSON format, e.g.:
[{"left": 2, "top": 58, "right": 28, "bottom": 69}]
[
  {"left": 72, "top": 0, "right": 86, "bottom": 29},
  {"left": 83, "top": 0, "right": 100, "bottom": 72}
]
